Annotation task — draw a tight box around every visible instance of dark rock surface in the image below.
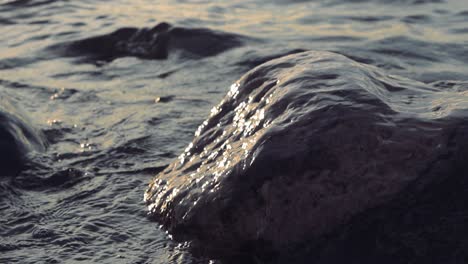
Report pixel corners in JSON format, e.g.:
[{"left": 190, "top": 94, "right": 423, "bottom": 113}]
[
  {"left": 0, "top": 93, "right": 46, "bottom": 176},
  {"left": 145, "top": 51, "right": 468, "bottom": 262},
  {"left": 57, "top": 22, "right": 245, "bottom": 62}
]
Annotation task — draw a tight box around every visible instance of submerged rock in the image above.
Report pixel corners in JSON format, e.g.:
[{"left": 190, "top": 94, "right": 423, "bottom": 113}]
[
  {"left": 145, "top": 51, "right": 468, "bottom": 261},
  {"left": 58, "top": 22, "right": 245, "bottom": 62},
  {"left": 0, "top": 93, "right": 46, "bottom": 176}
]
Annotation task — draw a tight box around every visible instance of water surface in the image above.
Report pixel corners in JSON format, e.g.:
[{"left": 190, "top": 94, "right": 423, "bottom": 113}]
[{"left": 1, "top": 0, "right": 467, "bottom": 263}]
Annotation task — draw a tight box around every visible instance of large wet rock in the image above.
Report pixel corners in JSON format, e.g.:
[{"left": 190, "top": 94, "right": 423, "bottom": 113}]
[
  {"left": 58, "top": 22, "right": 245, "bottom": 62},
  {"left": 0, "top": 93, "right": 46, "bottom": 176},
  {"left": 145, "top": 51, "right": 468, "bottom": 261}
]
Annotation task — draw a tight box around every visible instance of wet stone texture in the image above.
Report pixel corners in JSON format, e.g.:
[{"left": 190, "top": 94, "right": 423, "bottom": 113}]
[
  {"left": 0, "top": 93, "right": 46, "bottom": 176},
  {"left": 145, "top": 51, "right": 468, "bottom": 262}
]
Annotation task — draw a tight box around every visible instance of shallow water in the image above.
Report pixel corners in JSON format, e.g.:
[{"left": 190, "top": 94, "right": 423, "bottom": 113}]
[{"left": 0, "top": 0, "right": 467, "bottom": 263}]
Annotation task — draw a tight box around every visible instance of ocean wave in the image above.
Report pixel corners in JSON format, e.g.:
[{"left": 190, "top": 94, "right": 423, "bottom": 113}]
[{"left": 53, "top": 22, "right": 246, "bottom": 62}]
